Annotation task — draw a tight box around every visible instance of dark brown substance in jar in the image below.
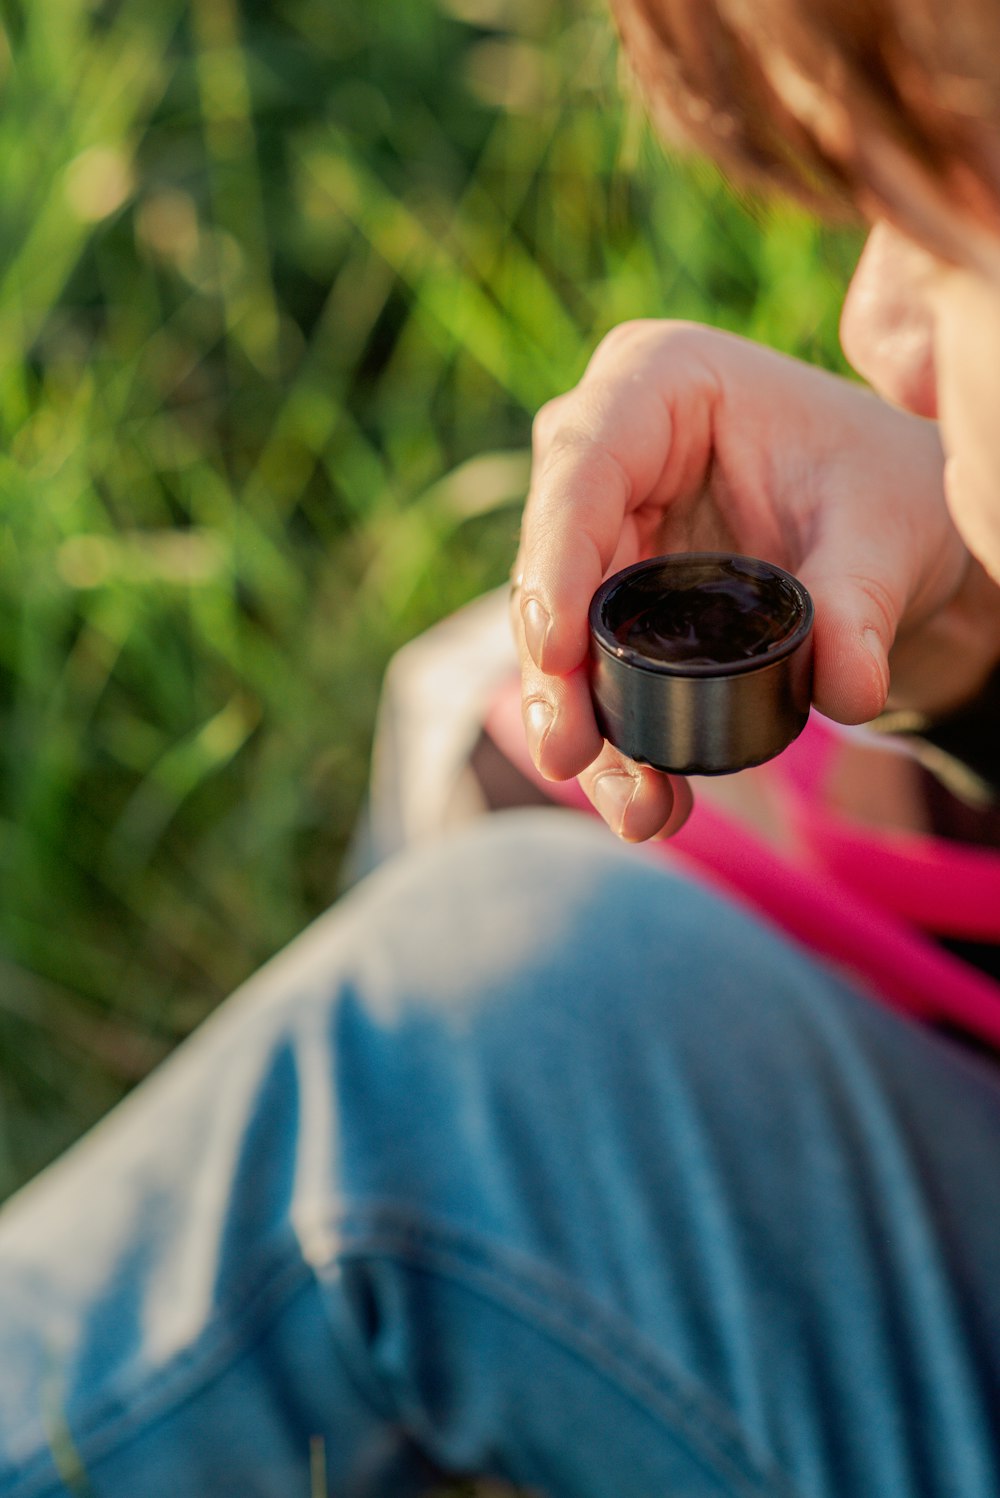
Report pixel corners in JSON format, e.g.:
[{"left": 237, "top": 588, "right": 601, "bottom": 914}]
[{"left": 609, "top": 556, "right": 803, "bottom": 667}]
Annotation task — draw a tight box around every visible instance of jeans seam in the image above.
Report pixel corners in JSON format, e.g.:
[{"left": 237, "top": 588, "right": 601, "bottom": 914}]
[
  {"left": 2, "top": 1238, "right": 317, "bottom": 1498},
  {"left": 3, "top": 1207, "right": 802, "bottom": 1498},
  {"left": 313, "top": 1201, "right": 801, "bottom": 1498}
]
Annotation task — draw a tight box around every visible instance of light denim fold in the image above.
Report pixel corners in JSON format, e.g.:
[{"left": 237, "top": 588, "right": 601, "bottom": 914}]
[{"left": 2, "top": 810, "right": 1000, "bottom": 1497}]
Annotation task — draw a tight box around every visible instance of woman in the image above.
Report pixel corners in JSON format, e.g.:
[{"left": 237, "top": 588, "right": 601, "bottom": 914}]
[
  {"left": 515, "top": 2, "right": 1000, "bottom": 841},
  {"left": 3, "top": 2, "right": 1000, "bottom": 1495}
]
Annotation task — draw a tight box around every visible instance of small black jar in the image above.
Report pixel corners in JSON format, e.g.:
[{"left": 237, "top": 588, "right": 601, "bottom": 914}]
[{"left": 589, "top": 552, "right": 814, "bottom": 775}]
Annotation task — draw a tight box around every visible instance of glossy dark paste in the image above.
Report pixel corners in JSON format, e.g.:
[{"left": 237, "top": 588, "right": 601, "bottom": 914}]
[{"left": 607, "top": 556, "right": 802, "bottom": 667}]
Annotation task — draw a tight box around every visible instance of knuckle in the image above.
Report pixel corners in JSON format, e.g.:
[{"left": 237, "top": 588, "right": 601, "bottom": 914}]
[
  {"left": 588, "top": 316, "right": 700, "bottom": 372},
  {"left": 596, "top": 317, "right": 650, "bottom": 351},
  {"left": 543, "top": 428, "right": 632, "bottom": 499},
  {"left": 852, "top": 573, "right": 899, "bottom": 638},
  {"left": 531, "top": 393, "right": 569, "bottom": 455},
  {"left": 586, "top": 318, "right": 656, "bottom": 374}
]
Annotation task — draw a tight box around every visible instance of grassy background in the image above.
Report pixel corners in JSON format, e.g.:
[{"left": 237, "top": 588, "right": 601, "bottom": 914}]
[{"left": 0, "top": 0, "right": 860, "bottom": 1199}]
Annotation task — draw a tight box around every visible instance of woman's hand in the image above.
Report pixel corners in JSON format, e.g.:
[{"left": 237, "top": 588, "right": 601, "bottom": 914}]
[{"left": 512, "top": 319, "right": 982, "bottom": 840}]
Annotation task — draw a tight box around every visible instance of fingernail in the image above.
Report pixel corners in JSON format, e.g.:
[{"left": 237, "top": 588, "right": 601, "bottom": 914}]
[
  {"left": 592, "top": 770, "right": 639, "bottom": 837},
  {"left": 524, "top": 698, "right": 554, "bottom": 768},
  {"left": 521, "top": 596, "right": 552, "bottom": 666}
]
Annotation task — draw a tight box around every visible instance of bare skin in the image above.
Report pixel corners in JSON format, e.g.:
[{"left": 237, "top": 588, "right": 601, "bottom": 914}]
[{"left": 513, "top": 219, "right": 1000, "bottom": 841}]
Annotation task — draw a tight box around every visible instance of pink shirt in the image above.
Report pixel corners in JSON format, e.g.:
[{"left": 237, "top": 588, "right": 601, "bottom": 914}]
[{"left": 486, "top": 680, "right": 1000, "bottom": 1047}]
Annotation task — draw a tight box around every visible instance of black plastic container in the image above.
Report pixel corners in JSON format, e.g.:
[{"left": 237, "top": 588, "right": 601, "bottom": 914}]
[{"left": 589, "top": 553, "right": 814, "bottom": 775}]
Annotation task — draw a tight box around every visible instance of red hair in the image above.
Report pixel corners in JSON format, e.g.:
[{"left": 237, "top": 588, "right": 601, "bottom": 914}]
[{"left": 611, "top": 0, "right": 1000, "bottom": 226}]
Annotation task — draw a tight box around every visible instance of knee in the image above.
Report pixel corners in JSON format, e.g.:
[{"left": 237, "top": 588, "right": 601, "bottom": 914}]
[
  {"left": 334, "top": 808, "right": 654, "bottom": 1027},
  {"left": 326, "top": 807, "right": 839, "bottom": 1047},
  {"left": 289, "top": 810, "right": 855, "bottom": 1197}
]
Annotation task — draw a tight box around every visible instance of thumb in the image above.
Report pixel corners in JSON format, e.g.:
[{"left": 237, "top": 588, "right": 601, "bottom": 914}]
[{"left": 800, "top": 564, "right": 895, "bottom": 725}]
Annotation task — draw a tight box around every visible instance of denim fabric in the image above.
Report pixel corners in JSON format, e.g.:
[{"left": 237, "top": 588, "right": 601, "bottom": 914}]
[{"left": 2, "top": 808, "right": 1000, "bottom": 1496}]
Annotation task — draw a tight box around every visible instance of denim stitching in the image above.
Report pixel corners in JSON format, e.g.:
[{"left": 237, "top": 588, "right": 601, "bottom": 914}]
[
  {"left": 315, "top": 1201, "right": 801, "bottom": 1498},
  {"left": 2, "top": 1237, "right": 314, "bottom": 1498},
  {"left": 3, "top": 1204, "right": 802, "bottom": 1498}
]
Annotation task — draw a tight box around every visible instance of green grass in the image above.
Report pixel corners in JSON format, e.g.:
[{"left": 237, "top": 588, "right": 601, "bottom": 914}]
[{"left": 0, "top": 0, "right": 861, "bottom": 1198}]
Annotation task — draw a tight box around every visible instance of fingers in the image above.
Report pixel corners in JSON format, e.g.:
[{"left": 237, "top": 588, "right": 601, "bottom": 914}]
[
  {"left": 510, "top": 574, "right": 603, "bottom": 780},
  {"left": 577, "top": 743, "right": 692, "bottom": 842},
  {"left": 517, "top": 314, "right": 967, "bottom": 777},
  {"left": 811, "top": 612, "right": 892, "bottom": 726},
  {"left": 510, "top": 572, "right": 692, "bottom": 841},
  {"left": 513, "top": 322, "right": 734, "bottom": 839},
  {"left": 518, "top": 429, "right": 636, "bottom": 677},
  {"left": 800, "top": 506, "right": 947, "bottom": 724},
  {"left": 795, "top": 401, "right": 961, "bottom": 724},
  {"left": 520, "top": 664, "right": 604, "bottom": 782},
  {"left": 802, "top": 563, "right": 896, "bottom": 724},
  {"left": 518, "top": 321, "right": 715, "bottom": 678},
  {"left": 514, "top": 322, "right": 720, "bottom": 820}
]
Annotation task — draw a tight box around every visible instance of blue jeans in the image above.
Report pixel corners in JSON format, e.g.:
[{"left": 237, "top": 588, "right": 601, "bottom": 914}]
[{"left": 2, "top": 809, "right": 1000, "bottom": 1497}]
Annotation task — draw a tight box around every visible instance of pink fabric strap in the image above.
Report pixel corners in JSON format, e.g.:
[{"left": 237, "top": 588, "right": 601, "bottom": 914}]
[
  {"left": 485, "top": 676, "right": 1000, "bottom": 1047},
  {"left": 778, "top": 721, "right": 1000, "bottom": 939}
]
